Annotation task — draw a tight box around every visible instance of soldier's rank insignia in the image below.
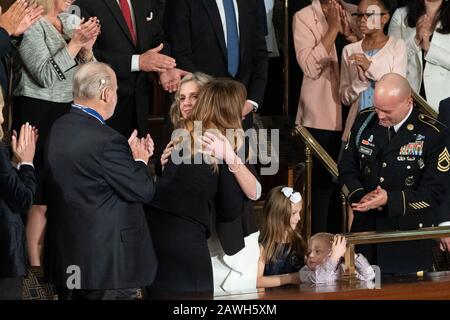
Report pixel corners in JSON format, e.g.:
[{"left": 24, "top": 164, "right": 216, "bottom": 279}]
[{"left": 438, "top": 148, "right": 450, "bottom": 173}]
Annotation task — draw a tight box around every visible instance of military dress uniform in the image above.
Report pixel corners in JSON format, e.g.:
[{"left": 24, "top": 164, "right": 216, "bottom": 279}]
[{"left": 339, "top": 107, "right": 450, "bottom": 274}]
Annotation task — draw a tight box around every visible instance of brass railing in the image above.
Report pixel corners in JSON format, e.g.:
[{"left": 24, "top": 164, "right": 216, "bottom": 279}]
[
  {"left": 292, "top": 126, "right": 342, "bottom": 239},
  {"left": 413, "top": 91, "right": 438, "bottom": 118},
  {"left": 344, "top": 227, "right": 450, "bottom": 276}
]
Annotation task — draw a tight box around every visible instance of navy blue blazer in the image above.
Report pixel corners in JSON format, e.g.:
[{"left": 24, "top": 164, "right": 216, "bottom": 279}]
[
  {"left": 0, "top": 144, "right": 36, "bottom": 278},
  {"left": 44, "top": 108, "right": 157, "bottom": 289}
]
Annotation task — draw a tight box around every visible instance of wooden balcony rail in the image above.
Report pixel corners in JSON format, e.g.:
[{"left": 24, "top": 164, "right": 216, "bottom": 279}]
[{"left": 343, "top": 226, "right": 450, "bottom": 277}]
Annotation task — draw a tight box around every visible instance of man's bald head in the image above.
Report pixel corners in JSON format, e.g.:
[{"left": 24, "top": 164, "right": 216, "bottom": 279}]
[
  {"left": 375, "top": 73, "right": 411, "bottom": 104},
  {"left": 373, "top": 73, "right": 413, "bottom": 127}
]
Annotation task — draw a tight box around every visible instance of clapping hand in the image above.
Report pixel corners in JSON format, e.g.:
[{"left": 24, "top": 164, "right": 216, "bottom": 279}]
[
  {"left": 128, "top": 130, "right": 154, "bottom": 163},
  {"left": 11, "top": 123, "right": 38, "bottom": 164},
  {"left": 13, "top": 2, "right": 43, "bottom": 36},
  {"left": 72, "top": 17, "right": 101, "bottom": 48},
  {"left": 352, "top": 186, "right": 387, "bottom": 212},
  {"left": 323, "top": 0, "right": 342, "bottom": 33},
  {"left": 349, "top": 53, "right": 371, "bottom": 72},
  {"left": 81, "top": 17, "right": 101, "bottom": 51},
  {"left": 0, "top": 0, "right": 30, "bottom": 36},
  {"left": 415, "top": 14, "right": 433, "bottom": 51},
  {"left": 144, "top": 133, "right": 154, "bottom": 158}
]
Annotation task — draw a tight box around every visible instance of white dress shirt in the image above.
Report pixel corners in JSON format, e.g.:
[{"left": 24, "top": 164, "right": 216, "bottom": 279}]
[{"left": 393, "top": 106, "right": 413, "bottom": 133}]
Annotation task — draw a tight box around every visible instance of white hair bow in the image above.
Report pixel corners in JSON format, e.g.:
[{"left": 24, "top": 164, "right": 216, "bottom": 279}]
[{"left": 281, "top": 187, "right": 302, "bottom": 204}]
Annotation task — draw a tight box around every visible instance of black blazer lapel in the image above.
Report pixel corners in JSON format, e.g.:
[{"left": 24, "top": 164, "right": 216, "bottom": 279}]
[
  {"left": 103, "top": 0, "right": 136, "bottom": 47},
  {"left": 201, "top": 0, "right": 227, "bottom": 59},
  {"left": 236, "top": 0, "right": 246, "bottom": 68},
  {"left": 131, "top": 0, "right": 146, "bottom": 49}
]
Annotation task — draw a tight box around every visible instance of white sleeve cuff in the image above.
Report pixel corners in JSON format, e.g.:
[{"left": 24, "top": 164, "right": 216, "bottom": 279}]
[
  {"left": 439, "top": 221, "right": 450, "bottom": 227},
  {"left": 131, "top": 55, "right": 140, "bottom": 72},
  {"left": 18, "top": 162, "right": 35, "bottom": 169},
  {"left": 246, "top": 100, "right": 259, "bottom": 112},
  {"left": 255, "top": 180, "right": 262, "bottom": 200},
  {"left": 135, "top": 159, "right": 148, "bottom": 165}
]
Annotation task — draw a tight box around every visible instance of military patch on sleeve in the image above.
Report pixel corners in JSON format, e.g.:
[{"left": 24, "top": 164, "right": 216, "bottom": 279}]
[{"left": 438, "top": 147, "right": 450, "bottom": 173}]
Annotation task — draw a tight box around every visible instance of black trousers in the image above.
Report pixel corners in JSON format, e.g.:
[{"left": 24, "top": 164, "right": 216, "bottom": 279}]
[
  {"left": 146, "top": 209, "right": 213, "bottom": 298},
  {"left": 0, "top": 277, "right": 22, "bottom": 300},
  {"left": 56, "top": 287, "right": 142, "bottom": 300},
  {"left": 305, "top": 127, "right": 342, "bottom": 234}
]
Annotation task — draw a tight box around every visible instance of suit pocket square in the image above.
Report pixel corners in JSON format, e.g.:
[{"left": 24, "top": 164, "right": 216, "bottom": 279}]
[{"left": 146, "top": 12, "right": 154, "bottom": 22}]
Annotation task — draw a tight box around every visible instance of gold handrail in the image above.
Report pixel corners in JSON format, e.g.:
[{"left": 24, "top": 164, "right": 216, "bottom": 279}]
[
  {"left": 292, "top": 125, "right": 344, "bottom": 238},
  {"left": 292, "top": 126, "right": 338, "bottom": 178},
  {"left": 412, "top": 91, "right": 438, "bottom": 118},
  {"left": 343, "top": 227, "right": 450, "bottom": 276},
  {"left": 345, "top": 226, "right": 450, "bottom": 245}
]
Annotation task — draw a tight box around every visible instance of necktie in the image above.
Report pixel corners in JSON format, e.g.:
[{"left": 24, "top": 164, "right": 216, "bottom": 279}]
[
  {"left": 223, "top": 0, "right": 239, "bottom": 77},
  {"left": 119, "top": 0, "right": 137, "bottom": 44},
  {"left": 388, "top": 126, "right": 396, "bottom": 142}
]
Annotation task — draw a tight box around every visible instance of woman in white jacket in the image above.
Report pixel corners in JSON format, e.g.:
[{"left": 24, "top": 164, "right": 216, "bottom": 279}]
[{"left": 388, "top": 0, "right": 450, "bottom": 112}]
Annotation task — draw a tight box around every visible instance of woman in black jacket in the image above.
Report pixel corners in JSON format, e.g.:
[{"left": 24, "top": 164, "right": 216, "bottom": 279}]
[
  {"left": 0, "top": 91, "right": 37, "bottom": 300},
  {"left": 146, "top": 79, "right": 250, "bottom": 297}
]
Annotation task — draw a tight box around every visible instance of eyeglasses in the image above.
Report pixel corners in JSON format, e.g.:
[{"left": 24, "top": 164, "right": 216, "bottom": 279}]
[{"left": 351, "top": 12, "right": 388, "bottom": 19}]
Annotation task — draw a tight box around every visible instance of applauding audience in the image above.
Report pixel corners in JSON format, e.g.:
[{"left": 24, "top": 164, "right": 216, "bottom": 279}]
[
  {"left": 389, "top": 0, "right": 450, "bottom": 111},
  {"left": 12, "top": 0, "right": 100, "bottom": 267},
  {"left": 340, "top": 0, "right": 406, "bottom": 142}
]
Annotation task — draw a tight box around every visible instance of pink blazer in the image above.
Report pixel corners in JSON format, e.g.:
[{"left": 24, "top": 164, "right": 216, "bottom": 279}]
[
  {"left": 293, "top": 0, "right": 341, "bottom": 131},
  {"left": 340, "top": 36, "right": 407, "bottom": 140}
]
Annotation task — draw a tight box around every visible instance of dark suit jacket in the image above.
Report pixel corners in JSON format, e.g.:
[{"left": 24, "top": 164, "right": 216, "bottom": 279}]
[
  {"left": 437, "top": 97, "right": 450, "bottom": 224},
  {"left": 164, "top": 0, "right": 268, "bottom": 127},
  {"left": 75, "top": 0, "right": 169, "bottom": 137},
  {"left": 0, "top": 27, "right": 12, "bottom": 97},
  {"left": 0, "top": 144, "right": 36, "bottom": 278},
  {"left": 43, "top": 108, "right": 157, "bottom": 290}
]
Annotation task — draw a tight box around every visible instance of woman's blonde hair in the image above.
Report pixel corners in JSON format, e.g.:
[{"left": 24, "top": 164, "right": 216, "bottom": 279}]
[
  {"left": 175, "top": 78, "right": 246, "bottom": 171},
  {"left": 169, "top": 72, "right": 213, "bottom": 128},
  {"left": 259, "top": 186, "right": 306, "bottom": 265},
  {"left": 190, "top": 78, "right": 245, "bottom": 133},
  {"left": 27, "top": 0, "right": 55, "bottom": 15}
]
